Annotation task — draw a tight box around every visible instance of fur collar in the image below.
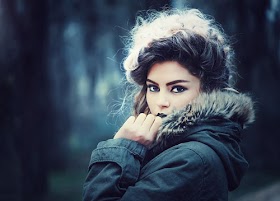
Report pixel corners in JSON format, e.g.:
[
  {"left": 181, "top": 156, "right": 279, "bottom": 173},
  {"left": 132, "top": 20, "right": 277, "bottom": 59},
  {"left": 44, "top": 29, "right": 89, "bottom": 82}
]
[{"left": 156, "top": 90, "right": 255, "bottom": 141}]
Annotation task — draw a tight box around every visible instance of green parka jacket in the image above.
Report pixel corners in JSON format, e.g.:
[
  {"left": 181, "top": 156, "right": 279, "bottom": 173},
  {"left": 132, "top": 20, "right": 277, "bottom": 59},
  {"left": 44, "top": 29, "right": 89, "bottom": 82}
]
[{"left": 83, "top": 90, "right": 255, "bottom": 201}]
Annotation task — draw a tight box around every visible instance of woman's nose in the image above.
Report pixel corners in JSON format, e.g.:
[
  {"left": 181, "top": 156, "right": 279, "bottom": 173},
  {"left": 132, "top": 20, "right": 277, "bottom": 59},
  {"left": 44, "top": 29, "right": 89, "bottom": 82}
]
[{"left": 157, "top": 92, "right": 170, "bottom": 108}]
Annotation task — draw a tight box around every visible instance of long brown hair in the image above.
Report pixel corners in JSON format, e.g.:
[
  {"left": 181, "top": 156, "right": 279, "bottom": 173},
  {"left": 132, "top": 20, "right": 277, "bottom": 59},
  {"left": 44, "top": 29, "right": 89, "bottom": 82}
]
[{"left": 133, "top": 85, "right": 149, "bottom": 116}]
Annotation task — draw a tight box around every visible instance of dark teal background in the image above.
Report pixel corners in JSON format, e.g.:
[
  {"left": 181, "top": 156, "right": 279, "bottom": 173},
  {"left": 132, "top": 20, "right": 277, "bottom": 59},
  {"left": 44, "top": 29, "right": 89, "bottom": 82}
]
[{"left": 1, "top": 0, "right": 279, "bottom": 200}]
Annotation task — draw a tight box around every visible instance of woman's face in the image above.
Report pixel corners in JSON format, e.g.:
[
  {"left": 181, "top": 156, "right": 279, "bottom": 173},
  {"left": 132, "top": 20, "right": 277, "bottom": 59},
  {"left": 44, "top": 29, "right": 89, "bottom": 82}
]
[{"left": 146, "top": 61, "right": 201, "bottom": 116}]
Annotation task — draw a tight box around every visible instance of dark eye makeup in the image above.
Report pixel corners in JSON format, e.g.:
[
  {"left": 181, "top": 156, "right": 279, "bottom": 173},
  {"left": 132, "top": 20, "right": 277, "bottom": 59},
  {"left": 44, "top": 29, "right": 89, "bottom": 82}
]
[
  {"left": 146, "top": 84, "right": 188, "bottom": 93},
  {"left": 171, "top": 86, "right": 187, "bottom": 93},
  {"left": 147, "top": 84, "right": 159, "bottom": 92}
]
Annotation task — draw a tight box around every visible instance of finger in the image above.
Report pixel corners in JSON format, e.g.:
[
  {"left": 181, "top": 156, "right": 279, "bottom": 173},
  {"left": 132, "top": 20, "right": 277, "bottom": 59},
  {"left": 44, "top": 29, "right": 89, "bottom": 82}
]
[
  {"left": 134, "top": 113, "right": 146, "bottom": 126},
  {"left": 123, "top": 116, "right": 136, "bottom": 126},
  {"left": 149, "top": 116, "right": 162, "bottom": 135},
  {"left": 120, "top": 116, "right": 135, "bottom": 130},
  {"left": 114, "top": 116, "right": 135, "bottom": 139},
  {"left": 141, "top": 114, "right": 156, "bottom": 131}
]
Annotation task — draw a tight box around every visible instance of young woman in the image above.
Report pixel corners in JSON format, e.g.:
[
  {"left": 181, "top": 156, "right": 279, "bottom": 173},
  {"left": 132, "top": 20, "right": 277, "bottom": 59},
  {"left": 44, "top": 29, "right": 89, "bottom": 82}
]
[{"left": 83, "top": 8, "right": 255, "bottom": 201}]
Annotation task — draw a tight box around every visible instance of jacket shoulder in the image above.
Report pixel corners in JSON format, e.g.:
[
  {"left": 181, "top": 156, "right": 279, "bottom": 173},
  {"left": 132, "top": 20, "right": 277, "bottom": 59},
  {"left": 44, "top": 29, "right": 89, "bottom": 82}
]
[{"left": 144, "top": 141, "right": 224, "bottom": 174}]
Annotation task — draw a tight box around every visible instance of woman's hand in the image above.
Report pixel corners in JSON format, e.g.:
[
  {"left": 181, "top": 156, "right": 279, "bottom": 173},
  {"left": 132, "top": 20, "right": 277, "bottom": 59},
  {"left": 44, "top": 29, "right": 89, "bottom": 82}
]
[{"left": 114, "top": 113, "right": 162, "bottom": 146}]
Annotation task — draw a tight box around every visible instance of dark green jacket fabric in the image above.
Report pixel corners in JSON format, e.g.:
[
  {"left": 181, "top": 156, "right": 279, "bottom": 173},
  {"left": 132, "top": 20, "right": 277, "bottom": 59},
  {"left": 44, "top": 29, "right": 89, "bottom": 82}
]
[{"left": 83, "top": 90, "right": 255, "bottom": 201}]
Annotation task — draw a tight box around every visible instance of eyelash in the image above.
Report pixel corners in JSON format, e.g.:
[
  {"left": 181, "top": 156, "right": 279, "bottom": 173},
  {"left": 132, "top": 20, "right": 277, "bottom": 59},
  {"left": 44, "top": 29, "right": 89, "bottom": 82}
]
[
  {"left": 147, "top": 84, "right": 159, "bottom": 92},
  {"left": 171, "top": 86, "right": 187, "bottom": 93},
  {"left": 147, "top": 85, "right": 187, "bottom": 93}
]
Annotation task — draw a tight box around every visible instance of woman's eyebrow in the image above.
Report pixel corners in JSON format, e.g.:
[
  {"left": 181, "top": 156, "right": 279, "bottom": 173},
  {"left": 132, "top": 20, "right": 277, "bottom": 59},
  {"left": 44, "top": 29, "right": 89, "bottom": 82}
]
[
  {"left": 166, "top": 80, "right": 189, "bottom": 86},
  {"left": 146, "top": 79, "right": 189, "bottom": 86},
  {"left": 146, "top": 79, "right": 158, "bottom": 85}
]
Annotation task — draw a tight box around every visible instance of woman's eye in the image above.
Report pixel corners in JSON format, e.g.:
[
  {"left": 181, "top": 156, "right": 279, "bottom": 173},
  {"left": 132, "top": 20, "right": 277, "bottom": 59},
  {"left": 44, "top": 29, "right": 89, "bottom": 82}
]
[
  {"left": 147, "top": 85, "right": 159, "bottom": 92},
  {"left": 171, "top": 86, "right": 187, "bottom": 93}
]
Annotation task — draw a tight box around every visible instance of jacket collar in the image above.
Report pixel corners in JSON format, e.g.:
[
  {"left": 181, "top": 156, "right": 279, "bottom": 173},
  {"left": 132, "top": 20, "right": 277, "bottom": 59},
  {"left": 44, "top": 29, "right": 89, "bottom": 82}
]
[
  {"left": 156, "top": 89, "right": 255, "bottom": 142},
  {"left": 146, "top": 90, "right": 255, "bottom": 190}
]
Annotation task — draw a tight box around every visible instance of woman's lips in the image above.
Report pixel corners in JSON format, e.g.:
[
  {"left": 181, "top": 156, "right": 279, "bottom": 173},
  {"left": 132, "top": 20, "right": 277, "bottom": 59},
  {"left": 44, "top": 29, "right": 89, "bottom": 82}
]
[{"left": 157, "top": 113, "right": 167, "bottom": 118}]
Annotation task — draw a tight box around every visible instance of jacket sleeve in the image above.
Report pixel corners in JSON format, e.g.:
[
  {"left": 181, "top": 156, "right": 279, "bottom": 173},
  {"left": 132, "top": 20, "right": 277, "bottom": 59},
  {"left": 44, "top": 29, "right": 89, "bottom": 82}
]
[
  {"left": 83, "top": 138, "right": 147, "bottom": 201},
  {"left": 83, "top": 140, "right": 211, "bottom": 201}
]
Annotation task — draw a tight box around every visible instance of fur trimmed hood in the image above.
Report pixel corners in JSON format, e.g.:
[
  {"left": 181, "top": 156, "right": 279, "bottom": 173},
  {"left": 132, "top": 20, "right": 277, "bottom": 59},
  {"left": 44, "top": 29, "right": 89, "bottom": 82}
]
[
  {"left": 149, "top": 90, "right": 255, "bottom": 191},
  {"left": 157, "top": 90, "right": 255, "bottom": 141}
]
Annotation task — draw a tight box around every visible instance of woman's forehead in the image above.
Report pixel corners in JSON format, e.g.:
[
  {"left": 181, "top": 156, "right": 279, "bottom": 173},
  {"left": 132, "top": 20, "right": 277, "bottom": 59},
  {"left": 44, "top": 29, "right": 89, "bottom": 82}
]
[{"left": 147, "top": 61, "right": 197, "bottom": 83}]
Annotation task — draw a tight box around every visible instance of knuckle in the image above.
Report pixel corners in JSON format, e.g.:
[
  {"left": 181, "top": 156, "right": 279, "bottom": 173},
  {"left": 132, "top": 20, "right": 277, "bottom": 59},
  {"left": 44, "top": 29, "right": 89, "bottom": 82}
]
[
  {"left": 138, "top": 126, "right": 149, "bottom": 135},
  {"left": 146, "top": 114, "right": 155, "bottom": 121},
  {"left": 148, "top": 130, "right": 157, "bottom": 137},
  {"left": 147, "top": 114, "right": 155, "bottom": 118},
  {"left": 122, "top": 126, "right": 136, "bottom": 134},
  {"left": 138, "top": 113, "right": 146, "bottom": 117},
  {"left": 144, "top": 139, "right": 152, "bottom": 145},
  {"left": 128, "top": 116, "right": 135, "bottom": 121},
  {"left": 155, "top": 116, "right": 163, "bottom": 124},
  {"left": 134, "top": 135, "right": 145, "bottom": 142},
  {"left": 135, "top": 131, "right": 145, "bottom": 138},
  {"left": 130, "top": 127, "right": 138, "bottom": 134}
]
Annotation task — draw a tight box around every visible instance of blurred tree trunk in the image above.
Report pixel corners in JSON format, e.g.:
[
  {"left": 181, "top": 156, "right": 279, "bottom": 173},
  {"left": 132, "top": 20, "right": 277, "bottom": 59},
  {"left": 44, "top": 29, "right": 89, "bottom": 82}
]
[
  {"left": 18, "top": 1, "right": 50, "bottom": 198},
  {"left": 1, "top": 0, "right": 51, "bottom": 200},
  {"left": 233, "top": 0, "right": 280, "bottom": 170},
  {"left": 0, "top": 0, "right": 20, "bottom": 199}
]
